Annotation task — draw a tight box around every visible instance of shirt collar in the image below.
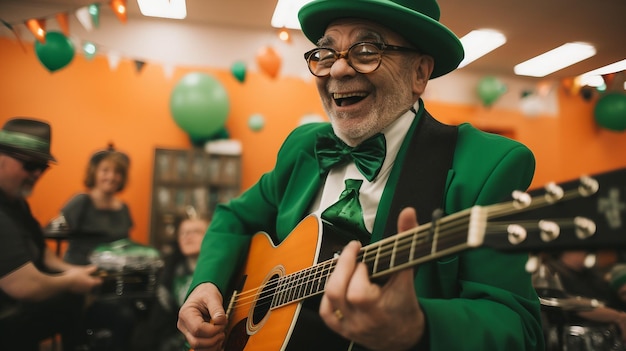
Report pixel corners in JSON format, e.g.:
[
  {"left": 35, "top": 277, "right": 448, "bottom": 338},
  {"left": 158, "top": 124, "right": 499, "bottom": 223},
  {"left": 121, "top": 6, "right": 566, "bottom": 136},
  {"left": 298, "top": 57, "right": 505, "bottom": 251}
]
[{"left": 379, "top": 100, "right": 420, "bottom": 169}]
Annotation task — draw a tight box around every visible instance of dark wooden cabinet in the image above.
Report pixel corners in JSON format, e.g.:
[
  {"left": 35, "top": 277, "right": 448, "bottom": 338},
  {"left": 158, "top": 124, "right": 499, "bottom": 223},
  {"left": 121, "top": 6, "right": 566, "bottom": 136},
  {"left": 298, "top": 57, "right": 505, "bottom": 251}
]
[{"left": 149, "top": 146, "right": 241, "bottom": 254}]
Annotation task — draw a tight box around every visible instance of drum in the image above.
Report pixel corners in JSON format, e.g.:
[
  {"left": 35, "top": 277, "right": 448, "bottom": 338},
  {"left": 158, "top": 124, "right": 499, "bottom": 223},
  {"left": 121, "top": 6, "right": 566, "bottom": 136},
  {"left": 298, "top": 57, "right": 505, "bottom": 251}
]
[
  {"left": 90, "top": 239, "right": 163, "bottom": 300},
  {"left": 562, "top": 324, "right": 625, "bottom": 351}
]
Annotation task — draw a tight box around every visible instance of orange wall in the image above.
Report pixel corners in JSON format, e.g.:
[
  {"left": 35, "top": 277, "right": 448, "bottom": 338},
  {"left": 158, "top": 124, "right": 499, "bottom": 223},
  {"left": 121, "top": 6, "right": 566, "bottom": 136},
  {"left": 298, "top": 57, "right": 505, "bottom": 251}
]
[{"left": 1, "top": 37, "right": 625, "bottom": 246}]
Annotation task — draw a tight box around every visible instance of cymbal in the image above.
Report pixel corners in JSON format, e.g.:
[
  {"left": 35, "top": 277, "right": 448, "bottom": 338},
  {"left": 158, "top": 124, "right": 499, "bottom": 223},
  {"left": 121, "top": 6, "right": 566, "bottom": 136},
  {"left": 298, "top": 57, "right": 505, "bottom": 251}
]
[{"left": 539, "top": 296, "right": 604, "bottom": 311}]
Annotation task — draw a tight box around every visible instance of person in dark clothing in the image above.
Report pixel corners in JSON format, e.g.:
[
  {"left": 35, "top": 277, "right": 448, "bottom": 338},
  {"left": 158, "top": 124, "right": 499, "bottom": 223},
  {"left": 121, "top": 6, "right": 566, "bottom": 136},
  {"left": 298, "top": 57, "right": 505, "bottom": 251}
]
[
  {"left": 544, "top": 250, "right": 626, "bottom": 350},
  {"left": 0, "top": 117, "right": 102, "bottom": 351}
]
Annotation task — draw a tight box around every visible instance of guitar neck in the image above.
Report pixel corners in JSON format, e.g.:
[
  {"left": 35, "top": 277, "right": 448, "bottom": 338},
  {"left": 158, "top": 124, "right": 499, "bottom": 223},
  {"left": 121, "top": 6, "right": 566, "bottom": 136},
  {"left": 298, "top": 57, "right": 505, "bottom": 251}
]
[{"left": 270, "top": 168, "right": 623, "bottom": 310}]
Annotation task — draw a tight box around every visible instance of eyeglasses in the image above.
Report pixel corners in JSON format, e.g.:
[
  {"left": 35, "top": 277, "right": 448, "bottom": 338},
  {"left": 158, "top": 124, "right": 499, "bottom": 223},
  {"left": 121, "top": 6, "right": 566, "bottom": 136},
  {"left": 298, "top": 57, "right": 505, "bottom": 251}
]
[
  {"left": 304, "top": 42, "right": 420, "bottom": 78},
  {"left": 10, "top": 154, "right": 49, "bottom": 173}
]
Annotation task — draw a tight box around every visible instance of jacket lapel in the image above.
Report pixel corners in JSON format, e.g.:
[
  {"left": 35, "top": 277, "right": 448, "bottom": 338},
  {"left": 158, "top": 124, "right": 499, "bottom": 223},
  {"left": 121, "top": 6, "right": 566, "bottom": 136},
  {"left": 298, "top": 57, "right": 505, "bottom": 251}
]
[
  {"left": 275, "top": 150, "right": 322, "bottom": 241},
  {"left": 372, "top": 105, "right": 458, "bottom": 242}
]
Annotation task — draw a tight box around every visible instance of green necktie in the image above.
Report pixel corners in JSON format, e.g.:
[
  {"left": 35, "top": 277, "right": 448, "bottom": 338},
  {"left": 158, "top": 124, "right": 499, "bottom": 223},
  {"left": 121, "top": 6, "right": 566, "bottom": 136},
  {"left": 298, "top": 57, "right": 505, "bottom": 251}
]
[
  {"left": 321, "top": 178, "right": 369, "bottom": 239},
  {"left": 315, "top": 132, "right": 386, "bottom": 182}
]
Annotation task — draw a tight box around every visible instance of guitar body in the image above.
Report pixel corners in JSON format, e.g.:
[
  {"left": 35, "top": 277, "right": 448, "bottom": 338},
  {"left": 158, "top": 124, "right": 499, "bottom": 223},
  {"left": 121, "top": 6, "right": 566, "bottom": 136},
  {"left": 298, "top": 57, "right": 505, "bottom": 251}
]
[{"left": 223, "top": 215, "right": 353, "bottom": 351}]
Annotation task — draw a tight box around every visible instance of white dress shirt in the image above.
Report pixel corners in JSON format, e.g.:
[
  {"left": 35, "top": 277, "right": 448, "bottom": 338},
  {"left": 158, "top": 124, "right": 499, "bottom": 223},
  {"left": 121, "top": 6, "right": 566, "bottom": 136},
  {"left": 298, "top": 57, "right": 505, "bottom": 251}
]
[{"left": 310, "top": 103, "right": 417, "bottom": 233}]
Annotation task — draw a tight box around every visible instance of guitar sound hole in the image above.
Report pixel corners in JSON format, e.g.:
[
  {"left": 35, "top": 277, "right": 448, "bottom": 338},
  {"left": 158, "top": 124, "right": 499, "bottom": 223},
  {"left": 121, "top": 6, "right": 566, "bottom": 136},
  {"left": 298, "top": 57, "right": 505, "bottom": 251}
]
[{"left": 252, "top": 273, "right": 279, "bottom": 325}]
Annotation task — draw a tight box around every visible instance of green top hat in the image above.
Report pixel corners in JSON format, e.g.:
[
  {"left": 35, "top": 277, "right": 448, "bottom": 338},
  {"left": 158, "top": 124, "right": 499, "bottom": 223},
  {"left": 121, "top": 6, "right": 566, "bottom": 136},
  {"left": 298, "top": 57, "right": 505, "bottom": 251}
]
[
  {"left": 0, "top": 117, "right": 56, "bottom": 163},
  {"left": 298, "top": 0, "right": 464, "bottom": 79}
]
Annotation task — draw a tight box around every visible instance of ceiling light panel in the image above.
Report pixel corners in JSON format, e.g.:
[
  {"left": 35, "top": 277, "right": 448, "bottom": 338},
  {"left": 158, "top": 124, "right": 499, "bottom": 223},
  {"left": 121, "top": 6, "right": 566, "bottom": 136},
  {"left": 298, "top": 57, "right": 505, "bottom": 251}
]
[
  {"left": 458, "top": 29, "right": 507, "bottom": 69},
  {"left": 514, "top": 42, "right": 596, "bottom": 77},
  {"left": 137, "top": 0, "right": 187, "bottom": 20},
  {"left": 271, "top": 0, "right": 314, "bottom": 29}
]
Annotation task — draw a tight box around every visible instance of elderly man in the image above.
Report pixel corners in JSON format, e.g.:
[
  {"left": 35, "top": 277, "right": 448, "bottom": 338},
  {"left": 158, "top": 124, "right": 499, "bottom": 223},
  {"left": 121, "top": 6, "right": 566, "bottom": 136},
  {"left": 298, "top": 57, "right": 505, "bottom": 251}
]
[
  {"left": 177, "top": 0, "right": 544, "bottom": 350},
  {"left": 0, "top": 117, "right": 102, "bottom": 351}
]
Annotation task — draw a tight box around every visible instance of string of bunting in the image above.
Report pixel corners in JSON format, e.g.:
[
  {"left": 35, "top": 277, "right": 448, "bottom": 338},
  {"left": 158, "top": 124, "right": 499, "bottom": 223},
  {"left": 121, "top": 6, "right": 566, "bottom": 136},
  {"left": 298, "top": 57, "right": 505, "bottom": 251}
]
[
  {"left": 0, "top": 0, "right": 153, "bottom": 74},
  {"left": 1, "top": 1, "right": 285, "bottom": 79},
  {"left": 2, "top": 0, "right": 127, "bottom": 43}
]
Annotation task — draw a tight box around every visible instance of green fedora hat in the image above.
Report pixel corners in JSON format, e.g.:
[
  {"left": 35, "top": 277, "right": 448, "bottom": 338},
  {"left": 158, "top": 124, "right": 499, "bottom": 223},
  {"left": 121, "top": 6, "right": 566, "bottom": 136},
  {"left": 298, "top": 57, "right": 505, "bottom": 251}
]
[
  {"left": 0, "top": 117, "right": 56, "bottom": 162},
  {"left": 298, "top": 0, "right": 464, "bottom": 78}
]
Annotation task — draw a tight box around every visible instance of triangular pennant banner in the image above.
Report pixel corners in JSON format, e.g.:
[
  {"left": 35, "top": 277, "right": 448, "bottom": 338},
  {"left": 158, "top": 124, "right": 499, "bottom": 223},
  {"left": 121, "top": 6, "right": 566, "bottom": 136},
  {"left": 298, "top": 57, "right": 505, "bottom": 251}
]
[
  {"left": 75, "top": 7, "right": 93, "bottom": 31},
  {"left": 134, "top": 60, "right": 146, "bottom": 74},
  {"left": 162, "top": 63, "right": 175, "bottom": 79},
  {"left": 3, "top": 20, "right": 27, "bottom": 52},
  {"left": 107, "top": 52, "right": 122, "bottom": 71},
  {"left": 56, "top": 12, "right": 70, "bottom": 36},
  {"left": 1, "top": 19, "right": 13, "bottom": 30},
  {"left": 83, "top": 41, "right": 97, "bottom": 60},
  {"left": 88, "top": 4, "right": 100, "bottom": 29},
  {"left": 110, "top": 0, "right": 128, "bottom": 24},
  {"left": 25, "top": 18, "right": 46, "bottom": 43}
]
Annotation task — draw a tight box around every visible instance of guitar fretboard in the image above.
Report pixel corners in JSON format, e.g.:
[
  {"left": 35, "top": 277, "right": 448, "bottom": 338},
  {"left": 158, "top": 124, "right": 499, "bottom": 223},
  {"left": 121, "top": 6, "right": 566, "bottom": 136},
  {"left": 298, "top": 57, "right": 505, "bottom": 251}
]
[{"left": 269, "top": 206, "right": 488, "bottom": 309}]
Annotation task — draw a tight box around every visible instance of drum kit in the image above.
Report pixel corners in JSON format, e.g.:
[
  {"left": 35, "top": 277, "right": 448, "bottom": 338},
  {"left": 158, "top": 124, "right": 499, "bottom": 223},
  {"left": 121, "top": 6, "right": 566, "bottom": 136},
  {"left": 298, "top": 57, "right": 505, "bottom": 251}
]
[
  {"left": 533, "top": 263, "right": 625, "bottom": 351},
  {"left": 45, "top": 217, "right": 165, "bottom": 350},
  {"left": 89, "top": 238, "right": 164, "bottom": 301}
]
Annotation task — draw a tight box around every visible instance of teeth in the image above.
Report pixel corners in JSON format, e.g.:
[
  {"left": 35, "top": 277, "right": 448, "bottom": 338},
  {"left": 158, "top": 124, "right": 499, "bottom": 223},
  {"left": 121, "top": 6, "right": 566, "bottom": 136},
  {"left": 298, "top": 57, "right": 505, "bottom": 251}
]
[{"left": 332, "top": 92, "right": 367, "bottom": 99}]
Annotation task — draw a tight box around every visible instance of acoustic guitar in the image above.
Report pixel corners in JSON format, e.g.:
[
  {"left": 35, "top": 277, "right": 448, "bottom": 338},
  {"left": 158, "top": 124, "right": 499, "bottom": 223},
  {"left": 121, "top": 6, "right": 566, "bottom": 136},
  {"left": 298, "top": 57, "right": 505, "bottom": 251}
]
[{"left": 222, "top": 168, "right": 626, "bottom": 351}]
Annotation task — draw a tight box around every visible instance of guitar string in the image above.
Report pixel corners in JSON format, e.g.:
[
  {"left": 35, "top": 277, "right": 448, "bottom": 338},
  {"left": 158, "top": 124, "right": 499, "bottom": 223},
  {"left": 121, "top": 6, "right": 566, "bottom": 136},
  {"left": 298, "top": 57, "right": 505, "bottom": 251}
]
[
  {"left": 229, "top": 202, "right": 524, "bottom": 312},
  {"left": 228, "top": 210, "right": 480, "bottom": 313},
  {"left": 226, "top": 186, "right": 587, "bottom": 313}
]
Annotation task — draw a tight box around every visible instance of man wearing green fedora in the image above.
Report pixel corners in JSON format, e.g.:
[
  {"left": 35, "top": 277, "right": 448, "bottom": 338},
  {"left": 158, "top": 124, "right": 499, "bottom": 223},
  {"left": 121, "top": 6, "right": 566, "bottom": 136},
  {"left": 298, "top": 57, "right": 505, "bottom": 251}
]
[
  {"left": 0, "top": 117, "right": 103, "bottom": 351},
  {"left": 178, "top": 0, "right": 544, "bottom": 350}
]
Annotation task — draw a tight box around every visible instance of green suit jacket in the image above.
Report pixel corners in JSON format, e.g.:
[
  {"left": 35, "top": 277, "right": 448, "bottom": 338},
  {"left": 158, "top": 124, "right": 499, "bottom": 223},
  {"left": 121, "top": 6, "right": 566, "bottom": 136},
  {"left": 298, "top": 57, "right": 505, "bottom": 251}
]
[{"left": 190, "top": 102, "right": 544, "bottom": 351}]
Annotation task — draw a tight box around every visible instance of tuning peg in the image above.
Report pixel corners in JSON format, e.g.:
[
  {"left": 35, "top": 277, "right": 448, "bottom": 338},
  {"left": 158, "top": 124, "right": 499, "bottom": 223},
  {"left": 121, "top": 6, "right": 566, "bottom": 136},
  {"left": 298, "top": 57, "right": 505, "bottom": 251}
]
[
  {"left": 574, "top": 216, "right": 596, "bottom": 239},
  {"left": 543, "top": 182, "right": 564, "bottom": 203},
  {"left": 539, "top": 220, "right": 560, "bottom": 242},
  {"left": 506, "top": 224, "right": 527, "bottom": 245},
  {"left": 511, "top": 190, "right": 532, "bottom": 209},
  {"left": 578, "top": 175, "right": 599, "bottom": 197}
]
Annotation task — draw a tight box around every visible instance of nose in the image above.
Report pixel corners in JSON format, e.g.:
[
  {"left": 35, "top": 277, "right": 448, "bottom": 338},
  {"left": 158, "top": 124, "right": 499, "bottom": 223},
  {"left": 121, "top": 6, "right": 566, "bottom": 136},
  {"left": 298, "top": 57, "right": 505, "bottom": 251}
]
[{"left": 329, "top": 56, "right": 357, "bottom": 79}]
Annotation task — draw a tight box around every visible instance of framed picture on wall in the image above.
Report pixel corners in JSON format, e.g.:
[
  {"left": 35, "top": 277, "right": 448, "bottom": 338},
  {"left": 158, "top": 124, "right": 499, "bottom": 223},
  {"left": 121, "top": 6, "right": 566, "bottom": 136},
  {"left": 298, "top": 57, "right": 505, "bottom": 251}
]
[
  {"left": 156, "top": 151, "right": 173, "bottom": 181},
  {"left": 176, "top": 152, "right": 189, "bottom": 181},
  {"left": 220, "top": 157, "right": 240, "bottom": 184},
  {"left": 157, "top": 186, "right": 172, "bottom": 210},
  {"left": 192, "top": 187, "right": 208, "bottom": 214}
]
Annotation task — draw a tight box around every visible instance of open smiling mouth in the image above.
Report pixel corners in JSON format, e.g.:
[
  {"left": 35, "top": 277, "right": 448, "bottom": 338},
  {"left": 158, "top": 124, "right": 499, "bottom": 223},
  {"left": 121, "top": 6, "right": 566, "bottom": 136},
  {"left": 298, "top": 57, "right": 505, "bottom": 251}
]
[{"left": 333, "top": 92, "right": 368, "bottom": 106}]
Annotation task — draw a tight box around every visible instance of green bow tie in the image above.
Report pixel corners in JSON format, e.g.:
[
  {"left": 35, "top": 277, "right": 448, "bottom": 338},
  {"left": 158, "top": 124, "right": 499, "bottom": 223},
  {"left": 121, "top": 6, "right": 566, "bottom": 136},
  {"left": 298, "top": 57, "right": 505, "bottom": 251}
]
[{"left": 315, "top": 132, "right": 386, "bottom": 182}]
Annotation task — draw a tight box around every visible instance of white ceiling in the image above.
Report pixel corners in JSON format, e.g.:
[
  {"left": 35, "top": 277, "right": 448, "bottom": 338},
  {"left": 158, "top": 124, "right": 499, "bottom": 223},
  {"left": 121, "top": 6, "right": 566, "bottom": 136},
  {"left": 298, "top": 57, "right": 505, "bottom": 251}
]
[{"left": 1, "top": 0, "right": 625, "bottom": 80}]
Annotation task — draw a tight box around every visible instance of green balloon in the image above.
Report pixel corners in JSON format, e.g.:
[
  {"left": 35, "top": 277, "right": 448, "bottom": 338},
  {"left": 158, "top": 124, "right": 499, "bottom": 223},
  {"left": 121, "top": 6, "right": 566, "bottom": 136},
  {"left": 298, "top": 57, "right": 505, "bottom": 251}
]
[
  {"left": 248, "top": 114, "right": 265, "bottom": 132},
  {"left": 34, "top": 31, "right": 75, "bottom": 72},
  {"left": 170, "top": 72, "right": 230, "bottom": 139},
  {"left": 231, "top": 61, "right": 246, "bottom": 83},
  {"left": 477, "top": 76, "right": 507, "bottom": 107},
  {"left": 594, "top": 92, "right": 626, "bottom": 131}
]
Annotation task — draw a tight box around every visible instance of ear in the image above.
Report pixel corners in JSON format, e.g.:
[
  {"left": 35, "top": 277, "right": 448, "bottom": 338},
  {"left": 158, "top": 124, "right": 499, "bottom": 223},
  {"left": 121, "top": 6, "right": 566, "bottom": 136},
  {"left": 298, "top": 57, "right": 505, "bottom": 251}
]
[{"left": 412, "top": 54, "right": 434, "bottom": 96}]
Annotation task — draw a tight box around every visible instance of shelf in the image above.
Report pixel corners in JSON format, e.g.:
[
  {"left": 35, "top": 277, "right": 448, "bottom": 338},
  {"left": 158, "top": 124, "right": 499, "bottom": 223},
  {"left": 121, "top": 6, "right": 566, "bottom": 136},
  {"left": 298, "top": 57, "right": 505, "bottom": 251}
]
[{"left": 149, "top": 146, "right": 242, "bottom": 254}]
